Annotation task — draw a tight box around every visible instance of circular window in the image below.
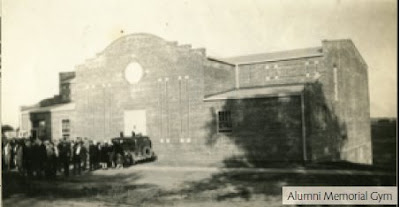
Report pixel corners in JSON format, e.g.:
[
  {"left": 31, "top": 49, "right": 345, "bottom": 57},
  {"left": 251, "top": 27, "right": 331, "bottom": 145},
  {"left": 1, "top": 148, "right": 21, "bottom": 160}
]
[{"left": 124, "top": 62, "right": 144, "bottom": 84}]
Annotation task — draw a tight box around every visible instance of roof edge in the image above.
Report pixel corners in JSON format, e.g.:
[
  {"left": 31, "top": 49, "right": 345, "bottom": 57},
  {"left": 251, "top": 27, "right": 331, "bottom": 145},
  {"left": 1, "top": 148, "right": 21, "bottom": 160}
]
[
  {"left": 211, "top": 46, "right": 324, "bottom": 65},
  {"left": 203, "top": 84, "right": 305, "bottom": 101}
]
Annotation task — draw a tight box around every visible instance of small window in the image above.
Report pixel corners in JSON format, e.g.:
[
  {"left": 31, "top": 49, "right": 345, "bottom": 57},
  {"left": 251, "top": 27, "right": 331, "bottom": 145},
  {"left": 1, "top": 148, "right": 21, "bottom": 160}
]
[
  {"left": 61, "top": 119, "right": 70, "bottom": 138},
  {"left": 218, "top": 111, "right": 232, "bottom": 132}
]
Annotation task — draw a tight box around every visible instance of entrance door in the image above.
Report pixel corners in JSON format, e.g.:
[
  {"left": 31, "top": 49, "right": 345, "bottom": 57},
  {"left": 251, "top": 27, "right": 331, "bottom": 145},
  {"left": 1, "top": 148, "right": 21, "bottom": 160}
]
[{"left": 124, "top": 110, "right": 147, "bottom": 136}]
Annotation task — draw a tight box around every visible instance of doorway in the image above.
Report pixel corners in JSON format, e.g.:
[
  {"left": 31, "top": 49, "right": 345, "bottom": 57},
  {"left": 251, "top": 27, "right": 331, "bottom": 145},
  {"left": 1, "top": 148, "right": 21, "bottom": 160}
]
[{"left": 124, "top": 110, "right": 147, "bottom": 136}]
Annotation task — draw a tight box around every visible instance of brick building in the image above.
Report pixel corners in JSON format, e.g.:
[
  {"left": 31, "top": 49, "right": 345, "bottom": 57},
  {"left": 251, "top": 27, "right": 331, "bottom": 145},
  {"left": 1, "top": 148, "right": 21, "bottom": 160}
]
[
  {"left": 20, "top": 33, "right": 372, "bottom": 166},
  {"left": 20, "top": 72, "right": 75, "bottom": 140}
]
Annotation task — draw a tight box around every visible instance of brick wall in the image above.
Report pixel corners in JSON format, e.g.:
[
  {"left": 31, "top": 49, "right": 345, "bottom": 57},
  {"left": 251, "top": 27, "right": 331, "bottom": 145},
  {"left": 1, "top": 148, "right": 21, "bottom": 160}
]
[
  {"left": 237, "top": 57, "right": 324, "bottom": 88},
  {"left": 51, "top": 109, "right": 74, "bottom": 141},
  {"left": 322, "top": 40, "right": 372, "bottom": 164},
  {"left": 226, "top": 52, "right": 338, "bottom": 163},
  {"left": 73, "top": 34, "right": 208, "bottom": 149},
  {"left": 204, "top": 96, "right": 303, "bottom": 165},
  {"left": 68, "top": 34, "right": 371, "bottom": 166},
  {"left": 204, "top": 60, "right": 235, "bottom": 96}
]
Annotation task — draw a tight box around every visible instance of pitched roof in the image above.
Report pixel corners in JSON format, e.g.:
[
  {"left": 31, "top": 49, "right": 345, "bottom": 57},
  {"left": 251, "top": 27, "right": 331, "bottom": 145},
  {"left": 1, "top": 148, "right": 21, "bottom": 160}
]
[
  {"left": 203, "top": 84, "right": 304, "bottom": 101},
  {"left": 213, "top": 47, "right": 323, "bottom": 65}
]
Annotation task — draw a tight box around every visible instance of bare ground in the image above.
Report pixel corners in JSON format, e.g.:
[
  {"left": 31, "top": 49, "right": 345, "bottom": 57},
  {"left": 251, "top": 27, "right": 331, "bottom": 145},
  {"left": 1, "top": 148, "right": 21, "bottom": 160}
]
[{"left": 2, "top": 162, "right": 396, "bottom": 207}]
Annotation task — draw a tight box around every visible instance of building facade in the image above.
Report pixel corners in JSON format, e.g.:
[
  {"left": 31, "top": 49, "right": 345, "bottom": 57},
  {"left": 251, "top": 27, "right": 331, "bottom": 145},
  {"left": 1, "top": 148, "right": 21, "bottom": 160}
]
[
  {"left": 20, "top": 33, "right": 372, "bottom": 166},
  {"left": 20, "top": 72, "right": 75, "bottom": 140}
]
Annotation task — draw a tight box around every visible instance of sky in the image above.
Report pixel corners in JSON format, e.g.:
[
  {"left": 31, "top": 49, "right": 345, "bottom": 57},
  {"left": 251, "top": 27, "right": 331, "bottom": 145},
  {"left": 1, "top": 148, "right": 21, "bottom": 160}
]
[{"left": 2, "top": 0, "right": 398, "bottom": 128}]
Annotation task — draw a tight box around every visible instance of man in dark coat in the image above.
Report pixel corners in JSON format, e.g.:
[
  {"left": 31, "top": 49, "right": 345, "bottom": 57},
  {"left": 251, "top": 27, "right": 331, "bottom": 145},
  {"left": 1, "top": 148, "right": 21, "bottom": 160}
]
[
  {"left": 23, "top": 139, "right": 33, "bottom": 177},
  {"left": 10, "top": 139, "right": 16, "bottom": 169},
  {"left": 58, "top": 138, "right": 71, "bottom": 177},
  {"left": 89, "top": 140, "right": 97, "bottom": 171},
  {"left": 38, "top": 140, "right": 47, "bottom": 178},
  {"left": 96, "top": 142, "right": 101, "bottom": 169},
  {"left": 44, "top": 141, "right": 57, "bottom": 179},
  {"left": 31, "top": 140, "right": 41, "bottom": 177},
  {"left": 100, "top": 141, "right": 109, "bottom": 169}
]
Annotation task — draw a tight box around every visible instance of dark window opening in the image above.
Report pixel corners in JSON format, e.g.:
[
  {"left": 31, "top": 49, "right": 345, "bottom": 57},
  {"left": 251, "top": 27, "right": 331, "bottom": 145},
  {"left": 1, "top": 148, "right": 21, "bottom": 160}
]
[
  {"left": 218, "top": 111, "right": 232, "bottom": 132},
  {"left": 62, "top": 119, "right": 70, "bottom": 138}
]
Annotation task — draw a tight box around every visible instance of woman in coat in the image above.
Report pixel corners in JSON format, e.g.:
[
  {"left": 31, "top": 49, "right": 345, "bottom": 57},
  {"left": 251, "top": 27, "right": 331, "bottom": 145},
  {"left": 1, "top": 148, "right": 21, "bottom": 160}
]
[{"left": 100, "top": 141, "right": 109, "bottom": 169}]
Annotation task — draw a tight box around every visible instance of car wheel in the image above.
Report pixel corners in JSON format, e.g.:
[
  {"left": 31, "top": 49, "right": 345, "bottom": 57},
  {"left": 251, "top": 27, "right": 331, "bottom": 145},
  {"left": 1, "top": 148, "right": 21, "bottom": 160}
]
[{"left": 142, "top": 146, "right": 153, "bottom": 159}]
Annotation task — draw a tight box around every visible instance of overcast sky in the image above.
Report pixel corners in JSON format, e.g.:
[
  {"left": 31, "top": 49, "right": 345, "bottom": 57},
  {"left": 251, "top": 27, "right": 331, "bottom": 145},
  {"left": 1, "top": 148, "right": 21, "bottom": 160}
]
[{"left": 2, "top": 0, "right": 398, "bottom": 127}]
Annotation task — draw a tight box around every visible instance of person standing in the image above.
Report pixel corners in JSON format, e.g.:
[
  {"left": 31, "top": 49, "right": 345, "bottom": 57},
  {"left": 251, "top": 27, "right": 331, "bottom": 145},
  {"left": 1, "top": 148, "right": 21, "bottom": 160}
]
[
  {"left": 23, "top": 139, "right": 33, "bottom": 177},
  {"left": 108, "top": 141, "right": 115, "bottom": 168},
  {"left": 15, "top": 140, "right": 24, "bottom": 175},
  {"left": 51, "top": 141, "right": 59, "bottom": 178},
  {"left": 13, "top": 140, "right": 19, "bottom": 169},
  {"left": 100, "top": 141, "right": 108, "bottom": 170},
  {"left": 58, "top": 138, "right": 71, "bottom": 177},
  {"left": 4, "top": 141, "right": 12, "bottom": 171},
  {"left": 88, "top": 140, "right": 97, "bottom": 171},
  {"left": 31, "top": 140, "right": 40, "bottom": 177},
  {"left": 115, "top": 140, "right": 124, "bottom": 169},
  {"left": 80, "top": 142, "right": 88, "bottom": 171},
  {"left": 10, "top": 139, "right": 16, "bottom": 170},
  {"left": 44, "top": 141, "right": 57, "bottom": 179},
  {"left": 73, "top": 141, "right": 82, "bottom": 175},
  {"left": 2, "top": 140, "right": 5, "bottom": 171},
  {"left": 38, "top": 139, "right": 47, "bottom": 179},
  {"left": 96, "top": 141, "right": 101, "bottom": 169},
  {"left": 53, "top": 139, "right": 61, "bottom": 173}
]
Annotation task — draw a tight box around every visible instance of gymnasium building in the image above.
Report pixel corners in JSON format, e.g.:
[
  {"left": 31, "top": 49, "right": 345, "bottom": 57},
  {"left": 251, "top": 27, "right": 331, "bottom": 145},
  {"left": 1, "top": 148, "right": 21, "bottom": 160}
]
[{"left": 20, "top": 33, "right": 372, "bottom": 166}]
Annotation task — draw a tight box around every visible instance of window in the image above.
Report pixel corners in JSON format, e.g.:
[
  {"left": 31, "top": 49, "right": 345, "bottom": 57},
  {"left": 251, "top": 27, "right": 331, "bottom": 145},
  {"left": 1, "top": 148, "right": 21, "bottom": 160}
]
[
  {"left": 61, "top": 119, "right": 70, "bottom": 139},
  {"left": 218, "top": 111, "right": 232, "bottom": 132}
]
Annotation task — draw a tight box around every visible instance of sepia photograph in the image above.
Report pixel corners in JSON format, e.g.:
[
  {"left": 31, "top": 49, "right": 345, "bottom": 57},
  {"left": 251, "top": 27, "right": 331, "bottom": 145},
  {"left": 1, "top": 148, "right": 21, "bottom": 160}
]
[{"left": 1, "top": 0, "right": 398, "bottom": 206}]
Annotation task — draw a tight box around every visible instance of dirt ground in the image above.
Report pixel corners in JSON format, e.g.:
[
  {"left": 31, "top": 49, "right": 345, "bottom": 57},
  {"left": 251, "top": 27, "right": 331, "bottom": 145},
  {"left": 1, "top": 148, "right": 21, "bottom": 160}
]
[{"left": 2, "top": 162, "right": 396, "bottom": 207}]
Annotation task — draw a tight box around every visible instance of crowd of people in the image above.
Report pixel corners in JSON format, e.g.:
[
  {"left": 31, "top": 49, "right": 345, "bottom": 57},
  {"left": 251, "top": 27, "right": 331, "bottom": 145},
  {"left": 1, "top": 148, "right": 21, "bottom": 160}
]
[{"left": 2, "top": 137, "right": 126, "bottom": 179}]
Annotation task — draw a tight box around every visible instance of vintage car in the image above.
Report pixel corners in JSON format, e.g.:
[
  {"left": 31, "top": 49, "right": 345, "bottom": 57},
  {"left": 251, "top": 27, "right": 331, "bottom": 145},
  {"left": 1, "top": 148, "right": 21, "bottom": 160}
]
[{"left": 111, "top": 134, "right": 157, "bottom": 166}]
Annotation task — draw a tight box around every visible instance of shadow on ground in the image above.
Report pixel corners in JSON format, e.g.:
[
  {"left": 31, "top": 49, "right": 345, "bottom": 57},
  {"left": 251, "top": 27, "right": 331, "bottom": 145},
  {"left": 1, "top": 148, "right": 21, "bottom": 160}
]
[
  {"left": 2, "top": 171, "right": 160, "bottom": 206},
  {"left": 3, "top": 164, "right": 396, "bottom": 206},
  {"left": 154, "top": 169, "right": 396, "bottom": 203}
]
